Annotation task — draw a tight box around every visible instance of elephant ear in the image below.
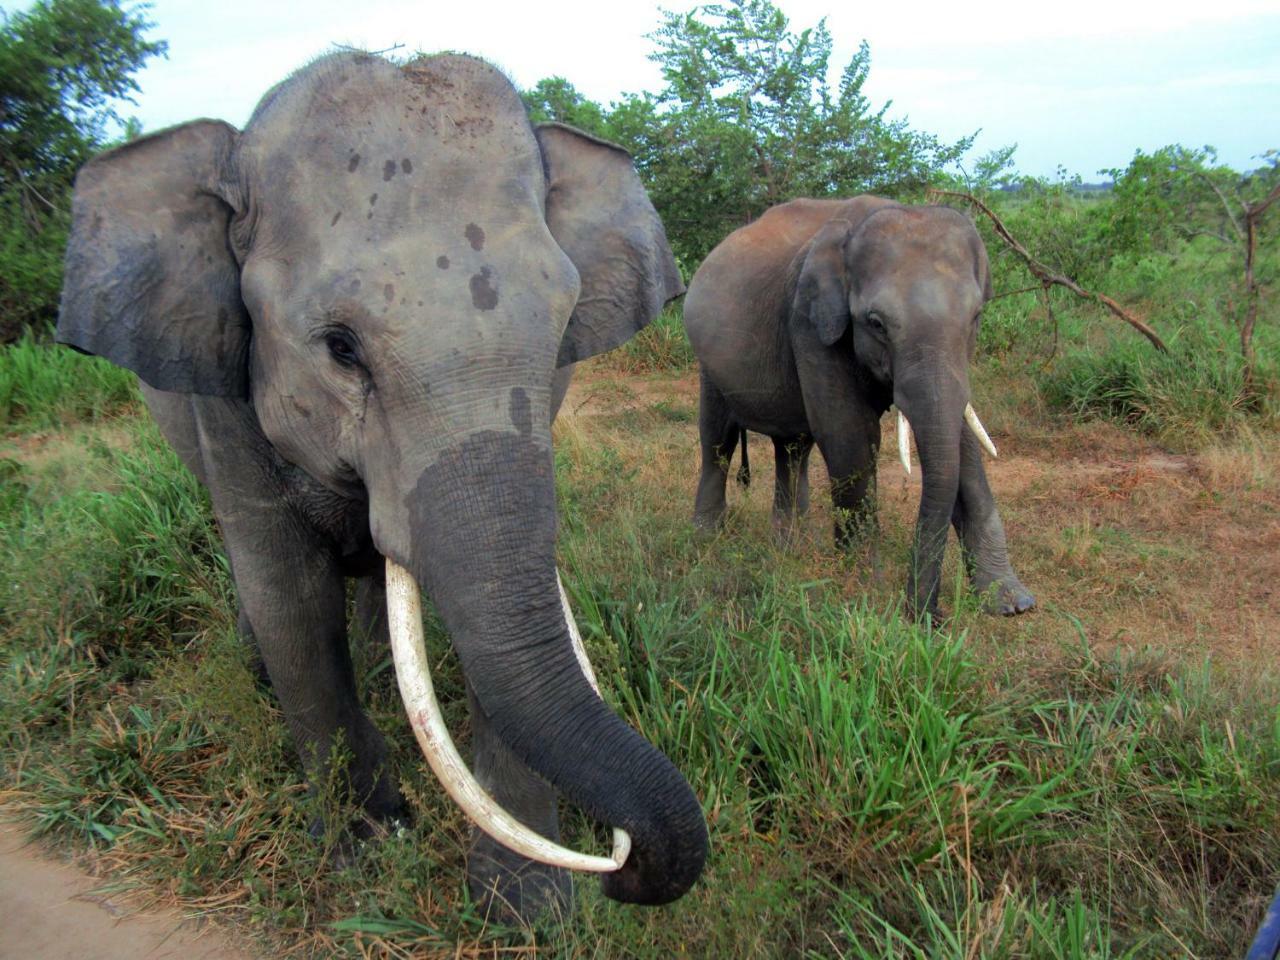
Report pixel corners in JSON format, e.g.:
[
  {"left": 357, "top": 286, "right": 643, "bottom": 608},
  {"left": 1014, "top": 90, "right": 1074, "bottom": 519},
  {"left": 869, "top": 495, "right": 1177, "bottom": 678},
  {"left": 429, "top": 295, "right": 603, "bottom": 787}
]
[
  {"left": 57, "top": 120, "right": 250, "bottom": 397},
  {"left": 792, "top": 217, "right": 853, "bottom": 347},
  {"left": 974, "top": 231, "right": 994, "bottom": 302},
  {"left": 535, "top": 123, "right": 684, "bottom": 367}
]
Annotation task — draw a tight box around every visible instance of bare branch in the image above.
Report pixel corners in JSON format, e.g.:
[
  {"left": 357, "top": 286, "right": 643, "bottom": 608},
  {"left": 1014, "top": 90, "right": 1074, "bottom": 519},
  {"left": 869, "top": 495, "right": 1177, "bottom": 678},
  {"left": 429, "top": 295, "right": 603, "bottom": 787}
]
[
  {"left": 1240, "top": 180, "right": 1280, "bottom": 394},
  {"left": 928, "top": 188, "right": 1169, "bottom": 353},
  {"left": 1195, "top": 170, "right": 1244, "bottom": 241}
]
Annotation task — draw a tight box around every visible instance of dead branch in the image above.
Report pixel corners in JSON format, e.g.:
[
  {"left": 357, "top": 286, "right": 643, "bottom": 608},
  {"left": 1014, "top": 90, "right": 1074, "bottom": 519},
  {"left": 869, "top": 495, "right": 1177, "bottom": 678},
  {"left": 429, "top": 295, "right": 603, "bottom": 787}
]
[
  {"left": 988, "top": 283, "right": 1044, "bottom": 302},
  {"left": 928, "top": 188, "right": 1169, "bottom": 353},
  {"left": 1240, "top": 180, "right": 1280, "bottom": 393}
]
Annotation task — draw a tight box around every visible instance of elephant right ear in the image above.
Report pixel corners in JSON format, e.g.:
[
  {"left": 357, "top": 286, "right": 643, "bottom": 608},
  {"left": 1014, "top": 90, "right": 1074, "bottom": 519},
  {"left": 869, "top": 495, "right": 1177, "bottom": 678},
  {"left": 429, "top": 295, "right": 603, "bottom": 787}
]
[
  {"left": 535, "top": 123, "right": 685, "bottom": 368},
  {"left": 57, "top": 120, "right": 251, "bottom": 397},
  {"left": 792, "top": 218, "right": 853, "bottom": 346}
]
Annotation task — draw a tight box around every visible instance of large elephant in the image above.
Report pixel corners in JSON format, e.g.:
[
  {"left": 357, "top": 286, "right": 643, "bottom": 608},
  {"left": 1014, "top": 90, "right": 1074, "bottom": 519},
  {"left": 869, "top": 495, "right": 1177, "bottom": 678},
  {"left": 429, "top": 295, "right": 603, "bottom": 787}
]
[
  {"left": 55, "top": 52, "right": 705, "bottom": 920},
  {"left": 685, "top": 196, "right": 1035, "bottom": 620}
]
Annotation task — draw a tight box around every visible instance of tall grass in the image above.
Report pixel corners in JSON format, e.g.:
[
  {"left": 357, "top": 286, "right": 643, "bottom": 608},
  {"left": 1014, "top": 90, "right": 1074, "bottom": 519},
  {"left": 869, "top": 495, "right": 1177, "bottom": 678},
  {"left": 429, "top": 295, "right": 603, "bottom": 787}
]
[
  {"left": 603, "top": 304, "right": 694, "bottom": 373},
  {"left": 0, "top": 330, "right": 139, "bottom": 431}
]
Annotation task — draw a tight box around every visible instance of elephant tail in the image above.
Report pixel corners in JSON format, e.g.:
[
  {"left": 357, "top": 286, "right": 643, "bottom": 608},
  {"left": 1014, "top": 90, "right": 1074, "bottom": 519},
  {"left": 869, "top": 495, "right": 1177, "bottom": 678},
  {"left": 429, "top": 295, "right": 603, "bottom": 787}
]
[{"left": 735, "top": 427, "right": 750, "bottom": 487}]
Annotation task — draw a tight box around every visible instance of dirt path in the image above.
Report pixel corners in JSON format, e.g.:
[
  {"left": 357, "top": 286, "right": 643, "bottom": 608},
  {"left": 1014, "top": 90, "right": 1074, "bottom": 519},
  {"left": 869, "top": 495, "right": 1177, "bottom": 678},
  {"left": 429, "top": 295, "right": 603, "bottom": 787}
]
[{"left": 0, "top": 823, "right": 255, "bottom": 960}]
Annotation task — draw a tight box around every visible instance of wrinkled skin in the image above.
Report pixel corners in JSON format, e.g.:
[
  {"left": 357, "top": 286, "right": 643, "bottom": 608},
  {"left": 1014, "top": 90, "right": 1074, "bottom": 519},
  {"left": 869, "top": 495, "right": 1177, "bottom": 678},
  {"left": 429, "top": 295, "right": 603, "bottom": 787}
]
[
  {"left": 685, "top": 197, "right": 1035, "bottom": 620},
  {"left": 57, "top": 53, "right": 705, "bottom": 922}
]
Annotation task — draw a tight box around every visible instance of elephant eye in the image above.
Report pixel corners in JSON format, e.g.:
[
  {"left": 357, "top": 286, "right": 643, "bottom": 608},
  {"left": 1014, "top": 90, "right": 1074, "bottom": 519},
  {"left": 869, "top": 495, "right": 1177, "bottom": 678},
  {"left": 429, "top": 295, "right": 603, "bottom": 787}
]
[
  {"left": 866, "top": 312, "right": 886, "bottom": 334},
  {"left": 324, "top": 329, "right": 362, "bottom": 368}
]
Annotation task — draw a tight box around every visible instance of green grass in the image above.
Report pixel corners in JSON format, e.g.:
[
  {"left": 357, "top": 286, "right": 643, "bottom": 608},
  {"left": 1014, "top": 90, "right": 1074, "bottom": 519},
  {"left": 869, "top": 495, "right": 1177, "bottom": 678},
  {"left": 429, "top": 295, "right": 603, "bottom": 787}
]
[
  {"left": 3, "top": 308, "right": 1279, "bottom": 957},
  {"left": 0, "top": 328, "right": 139, "bottom": 431},
  {"left": 603, "top": 304, "right": 695, "bottom": 373}
]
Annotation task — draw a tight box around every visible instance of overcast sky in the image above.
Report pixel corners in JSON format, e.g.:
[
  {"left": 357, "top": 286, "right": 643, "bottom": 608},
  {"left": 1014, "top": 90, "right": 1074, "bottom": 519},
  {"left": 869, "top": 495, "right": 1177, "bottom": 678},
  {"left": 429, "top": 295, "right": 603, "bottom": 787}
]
[{"left": 85, "top": 0, "right": 1280, "bottom": 180}]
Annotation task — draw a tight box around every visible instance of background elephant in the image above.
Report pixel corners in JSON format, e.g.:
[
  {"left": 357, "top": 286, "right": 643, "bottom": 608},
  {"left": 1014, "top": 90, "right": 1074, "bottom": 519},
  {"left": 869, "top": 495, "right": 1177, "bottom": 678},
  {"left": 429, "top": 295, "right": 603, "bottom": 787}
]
[
  {"left": 684, "top": 196, "right": 1035, "bottom": 620},
  {"left": 56, "top": 52, "right": 705, "bottom": 920}
]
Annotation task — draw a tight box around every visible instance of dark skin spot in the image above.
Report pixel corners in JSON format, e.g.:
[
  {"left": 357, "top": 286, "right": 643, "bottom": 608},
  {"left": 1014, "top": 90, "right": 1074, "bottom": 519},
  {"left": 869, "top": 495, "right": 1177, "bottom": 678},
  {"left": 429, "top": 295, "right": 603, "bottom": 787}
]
[
  {"left": 384, "top": 283, "right": 395, "bottom": 302},
  {"left": 470, "top": 267, "right": 499, "bottom": 311},
  {"left": 349, "top": 279, "right": 362, "bottom": 293},
  {"left": 331, "top": 211, "right": 342, "bottom": 227},
  {"left": 436, "top": 255, "right": 450, "bottom": 270},
  {"left": 465, "top": 223, "right": 486, "bottom": 251},
  {"left": 383, "top": 160, "right": 397, "bottom": 181},
  {"left": 401, "top": 158, "right": 413, "bottom": 174},
  {"left": 509, "top": 388, "right": 531, "bottom": 438},
  {"left": 348, "top": 153, "right": 360, "bottom": 173},
  {"left": 369, "top": 193, "right": 378, "bottom": 206}
]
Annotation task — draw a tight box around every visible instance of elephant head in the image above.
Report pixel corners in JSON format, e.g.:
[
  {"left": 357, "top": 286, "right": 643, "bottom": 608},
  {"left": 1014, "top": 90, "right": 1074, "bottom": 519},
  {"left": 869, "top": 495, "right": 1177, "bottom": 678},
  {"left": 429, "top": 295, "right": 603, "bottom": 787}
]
[
  {"left": 57, "top": 52, "right": 704, "bottom": 905},
  {"left": 794, "top": 204, "right": 1006, "bottom": 617}
]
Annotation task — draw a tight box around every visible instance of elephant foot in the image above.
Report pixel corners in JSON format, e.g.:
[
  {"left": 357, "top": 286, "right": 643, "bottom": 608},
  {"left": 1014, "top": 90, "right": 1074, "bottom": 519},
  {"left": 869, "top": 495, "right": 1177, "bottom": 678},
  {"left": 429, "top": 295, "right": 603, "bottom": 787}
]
[
  {"left": 468, "top": 834, "right": 573, "bottom": 926},
  {"left": 692, "top": 511, "right": 726, "bottom": 540},
  {"left": 771, "top": 514, "right": 802, "bottom": 548},
  {"left": 973, "top": 573, "right": 1036, "bottom": 616}
]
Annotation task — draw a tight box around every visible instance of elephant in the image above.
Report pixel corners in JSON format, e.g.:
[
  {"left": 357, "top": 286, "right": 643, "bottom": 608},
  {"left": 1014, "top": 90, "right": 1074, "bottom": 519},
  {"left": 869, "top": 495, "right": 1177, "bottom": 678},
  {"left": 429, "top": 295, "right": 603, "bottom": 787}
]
[
  {"left": 55, "top": 51, "right": 706, "bottom": 921},
  {"left": 684, "top": 196, "right": 1035, "bottom": 620}
]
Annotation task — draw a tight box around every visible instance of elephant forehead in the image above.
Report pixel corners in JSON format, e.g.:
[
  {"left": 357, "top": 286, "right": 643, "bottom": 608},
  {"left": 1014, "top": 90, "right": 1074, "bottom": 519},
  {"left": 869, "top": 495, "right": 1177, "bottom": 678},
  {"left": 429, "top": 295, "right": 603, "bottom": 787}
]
[{"left": 238, "top": 53, "right": 548, "bottom": 242}]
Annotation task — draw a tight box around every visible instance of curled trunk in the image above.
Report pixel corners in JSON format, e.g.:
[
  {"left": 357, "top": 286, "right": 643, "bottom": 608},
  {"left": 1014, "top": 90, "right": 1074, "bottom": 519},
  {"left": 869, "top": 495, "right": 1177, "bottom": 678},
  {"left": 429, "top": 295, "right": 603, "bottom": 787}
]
[{"left": 376, "top": 428, "right": 707, "bottom": 904}]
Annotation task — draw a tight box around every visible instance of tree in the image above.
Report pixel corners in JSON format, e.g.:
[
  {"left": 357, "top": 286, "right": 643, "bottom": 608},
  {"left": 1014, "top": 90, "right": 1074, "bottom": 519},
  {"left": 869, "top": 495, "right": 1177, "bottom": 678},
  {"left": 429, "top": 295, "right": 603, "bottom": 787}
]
[
  {"left": 521, "top": 77, "right": 610, "bottom": 139},
  {"left": 621, "top": 0, "right": 974, "bottom": 263},
  {"left": 0, "top": 0, "right": 165, "bottom": 338}
]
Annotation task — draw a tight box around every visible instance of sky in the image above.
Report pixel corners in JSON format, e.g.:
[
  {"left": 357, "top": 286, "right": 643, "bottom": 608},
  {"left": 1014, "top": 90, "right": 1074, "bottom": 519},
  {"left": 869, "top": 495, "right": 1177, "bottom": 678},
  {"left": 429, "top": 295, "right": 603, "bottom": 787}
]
[{"left": 70, "top": 0, "right": 1280, "bottom": 180}]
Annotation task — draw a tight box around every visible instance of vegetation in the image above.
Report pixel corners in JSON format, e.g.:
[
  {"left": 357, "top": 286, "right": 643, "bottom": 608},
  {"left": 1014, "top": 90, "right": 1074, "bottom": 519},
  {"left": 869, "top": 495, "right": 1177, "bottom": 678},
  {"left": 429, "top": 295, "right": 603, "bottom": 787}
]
[
  {"left": 2, "top": 0, "right": 1279, "bottom": 957},
  {"left": 0, "top": 0, "right": 165, "bottom": 339},
  {"left": 524, "top": 0, "right": 972, "bottom": 266}
]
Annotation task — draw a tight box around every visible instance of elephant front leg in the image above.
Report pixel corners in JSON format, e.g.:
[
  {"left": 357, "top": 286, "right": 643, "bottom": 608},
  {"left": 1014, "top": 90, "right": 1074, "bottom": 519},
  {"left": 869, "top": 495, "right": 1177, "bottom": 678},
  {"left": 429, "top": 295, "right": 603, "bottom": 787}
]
[
  {"left": 771, "top": 435, "right": 813, "bottom": 544},
  {"left": 952, "top": 430, "right": 1035, "bottom": 615},
  {"left": 693, "top": 368, "right": 742, "bottom": 532},
  {"left": 817, "top": 416, "right": 880, "bottom": 552},
  {"left": 232, "top": 548, "right": 407, "bottom": 836},
  {"left": 465, "top": 685, "right": 571, "bottom": 923}
]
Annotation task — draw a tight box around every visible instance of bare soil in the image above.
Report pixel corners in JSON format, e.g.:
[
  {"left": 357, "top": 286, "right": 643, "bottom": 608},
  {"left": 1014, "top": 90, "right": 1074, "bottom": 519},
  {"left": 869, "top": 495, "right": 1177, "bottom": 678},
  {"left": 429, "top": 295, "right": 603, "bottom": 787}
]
[
  {"left": 563, "top": 367, "right": 1280, "bottom": 669},
  {"left": 0, "top": 823, "right": 256, "bottom": 960}
]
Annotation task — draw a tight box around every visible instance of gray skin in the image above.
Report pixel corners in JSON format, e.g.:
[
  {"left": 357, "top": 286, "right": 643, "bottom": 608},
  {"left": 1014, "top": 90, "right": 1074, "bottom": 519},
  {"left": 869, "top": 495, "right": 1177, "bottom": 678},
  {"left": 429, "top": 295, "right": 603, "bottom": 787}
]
[
  {"left": 685, "top": 196, "right": 1035, "bottom": 620},
  {"left": 56, "top": 52, "right": 705, "bottom": 921}
]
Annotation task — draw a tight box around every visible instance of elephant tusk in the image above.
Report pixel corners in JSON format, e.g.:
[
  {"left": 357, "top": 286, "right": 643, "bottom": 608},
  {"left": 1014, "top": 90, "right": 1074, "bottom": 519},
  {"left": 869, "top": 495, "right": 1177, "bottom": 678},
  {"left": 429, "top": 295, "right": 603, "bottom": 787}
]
[
  {"left": 896, "top": 407, "right": 912, "bottom": 474},
  {"left": 385, "top": 558, "right": 629, "bottom": 873},
  {"left": 964, "top": 403, "right": 998, "bottom": 458}
]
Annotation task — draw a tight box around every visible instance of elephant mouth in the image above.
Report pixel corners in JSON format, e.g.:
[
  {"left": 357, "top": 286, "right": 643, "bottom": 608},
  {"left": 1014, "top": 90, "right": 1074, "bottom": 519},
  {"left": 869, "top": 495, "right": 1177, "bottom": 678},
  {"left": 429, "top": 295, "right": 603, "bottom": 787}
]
[
  {"left": 894, "top": 403, "right": 998, "bottom": 473},
  {"left": 383, "top": 558, "right": 632, "bottom": 873}
]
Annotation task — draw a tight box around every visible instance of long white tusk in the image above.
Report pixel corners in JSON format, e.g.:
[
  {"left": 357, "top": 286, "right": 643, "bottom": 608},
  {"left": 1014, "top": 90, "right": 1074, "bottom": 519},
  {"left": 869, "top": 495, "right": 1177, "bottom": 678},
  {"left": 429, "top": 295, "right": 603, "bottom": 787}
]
[
  {"left": 896, "top": 407, "right": 912, "bottom": 474},
  {"left": 385, "top": 558, "right": 629, "bottom": 873},
  {"left": 963, "top": 403, "right": 998, "bottom": 458}
]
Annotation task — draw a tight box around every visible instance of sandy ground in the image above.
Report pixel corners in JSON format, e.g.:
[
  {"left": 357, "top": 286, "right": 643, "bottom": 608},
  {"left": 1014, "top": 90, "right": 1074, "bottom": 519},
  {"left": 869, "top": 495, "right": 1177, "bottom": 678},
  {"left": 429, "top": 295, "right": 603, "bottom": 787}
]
[{"left": 0, "top": 823, "right": 255, "bottom": 960}]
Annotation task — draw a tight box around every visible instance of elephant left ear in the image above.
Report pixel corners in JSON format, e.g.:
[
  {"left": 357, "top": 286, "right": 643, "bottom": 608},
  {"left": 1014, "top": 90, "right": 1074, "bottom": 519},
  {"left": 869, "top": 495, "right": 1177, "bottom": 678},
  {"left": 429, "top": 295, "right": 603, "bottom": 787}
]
[{"left": 536, "top": 123, "right": 684, "bottom": 367}]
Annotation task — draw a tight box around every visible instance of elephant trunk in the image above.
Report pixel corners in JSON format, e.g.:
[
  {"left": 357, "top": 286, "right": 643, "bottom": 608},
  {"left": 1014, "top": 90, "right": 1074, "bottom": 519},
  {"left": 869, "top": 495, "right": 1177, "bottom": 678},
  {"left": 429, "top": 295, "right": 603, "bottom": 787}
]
[
  {"left": 895, "top": 366, "right": 967, "bottom": 619},
  {"left": 373, "top": 427, "right": 707, "bottom": 905}
]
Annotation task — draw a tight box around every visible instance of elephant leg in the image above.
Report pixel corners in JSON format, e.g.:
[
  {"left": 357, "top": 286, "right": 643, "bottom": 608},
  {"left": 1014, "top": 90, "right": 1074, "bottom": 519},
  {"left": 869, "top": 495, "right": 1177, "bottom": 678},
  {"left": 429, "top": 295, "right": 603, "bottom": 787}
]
[
  {"left": 465, "top": 684, "right": 571, "bottom": 923},
  {"left": 771, "top": 435, "right": 813, "bottom": 542},
  {"left": 817, "top": 413, "right": 881, "bottom": 551},
  {"left": 192, "top": 399, "right": 404, "bottom": 832},
  {"left": 952, "top": 430, "right": 1035, "bottom": 615},
  {"left": 235, "top": 603, "right": 271, "bottom": 688},
  {"left": 693, "top": 366, "right": 741, "bottom": 531},
  {"left": 230, "top": 543, "right": 405, "bottom": 832}
]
